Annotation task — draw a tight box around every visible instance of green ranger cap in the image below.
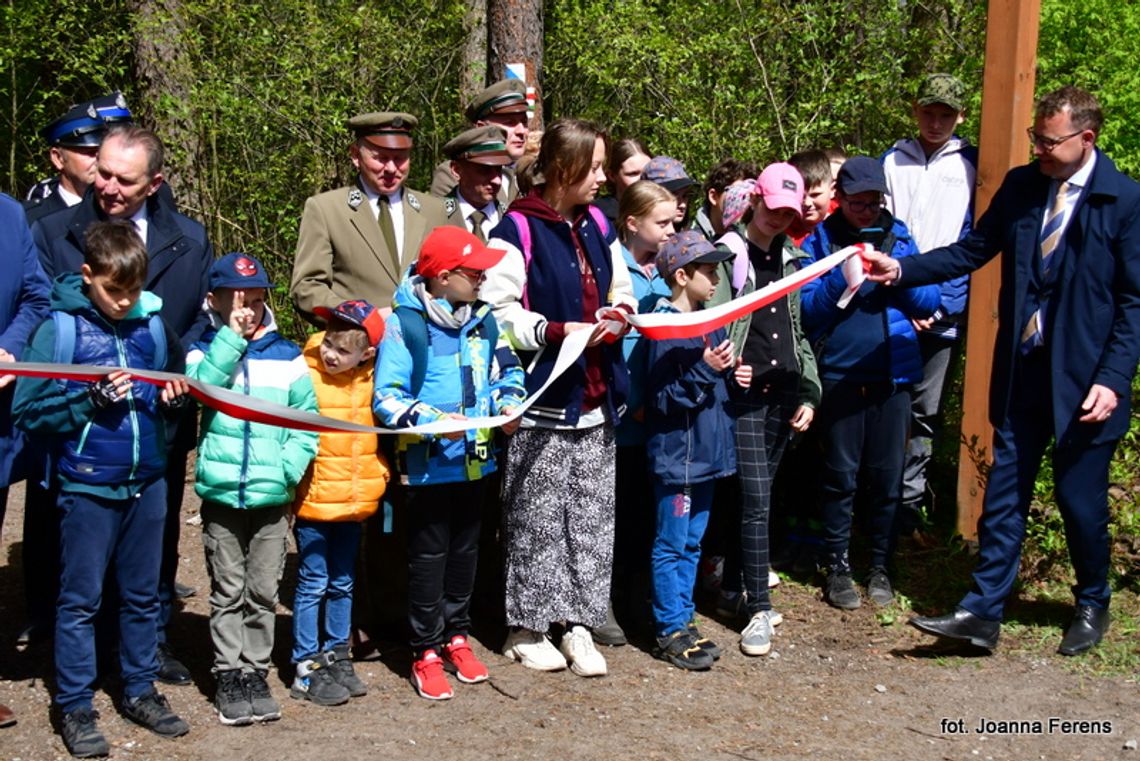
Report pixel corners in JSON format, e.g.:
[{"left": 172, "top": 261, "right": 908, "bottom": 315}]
[
  {"left": 916, "top": 74, "right": 966, "bottom": 112},
  {"left": 444, "top": 125, "right": 512, "bottom": 166},
  {"left": 465, "top": 79, "right": 527, "bottom": 122},
  {"left": 347, "top": 111, "right": 418, "bottom": 149}
]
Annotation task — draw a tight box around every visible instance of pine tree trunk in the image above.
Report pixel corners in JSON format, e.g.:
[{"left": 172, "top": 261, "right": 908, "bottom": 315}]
[{"left": 487, "top": 0, "right": 543, "bottom": 129}]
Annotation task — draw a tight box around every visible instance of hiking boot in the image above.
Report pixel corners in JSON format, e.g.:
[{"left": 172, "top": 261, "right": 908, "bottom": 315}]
[
  {"left": 559, "top": 625, "right": 607, "bottom": 677},
  {"left": 740, "top": 611, "right": 774, "bottom": 656},
  {"left": 290, "top": 658, "right": 350, "bottom": 706},
  {"left": 242, "top": 670, "right": 281, "bottom": 722},
  {"left": 121, "top": 689, "right": 189, "bottom": 738},
  {"left": 687, "top": 621, "right": 722, "bottom": 660},
  {"left": 213, "top": 669, "right": 253, "bottom": 726},
  {"left": 329, "top": 645, "right": 368, "bottom": 697},
  {"left": 410, "top": 650, "right": 454, "bottom": 700},
  {"left": 866, "top": 567, "right": 894, "bottom": 606},
  {"left": 443, "top": 635, "right": 489, "bottom": 684},
  {"left": 591, "top": 603, "right": 628, "bottom": 646},
  {"left": 61, "top": 707, "right": 109, "bottom": 758},
  {"left": 826, "top": 569, "right": 861, "bottom": 610},
  {"left": 655, "top": 630, "right": 714, "bottom": 671},
  {"left": 503, "top": 628, "right": 567, "bottom": 671}
]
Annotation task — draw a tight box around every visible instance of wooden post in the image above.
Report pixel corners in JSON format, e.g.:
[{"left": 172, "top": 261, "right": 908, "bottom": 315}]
[{"left": 955, "top": 0, "right": 1041, "bottom": 539}]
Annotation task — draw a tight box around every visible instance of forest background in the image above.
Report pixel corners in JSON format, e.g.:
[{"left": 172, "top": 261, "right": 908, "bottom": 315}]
[{"left": 1, "top": 0, "right": 1138, "bottom": 597}]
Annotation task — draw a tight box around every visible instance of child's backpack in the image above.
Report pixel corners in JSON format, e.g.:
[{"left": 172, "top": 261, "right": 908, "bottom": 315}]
[
  {"left": 714, "top": 229, "right": 752, "bottom": 297},
  {"left": 393, "top": 307, "right": 499, "bottom": 396},
  {"left": 51, "top": 311, "right": 168, "bottom": 370},
  {"left": 505, "top": 204, "right": 611, "bottom": 310}
]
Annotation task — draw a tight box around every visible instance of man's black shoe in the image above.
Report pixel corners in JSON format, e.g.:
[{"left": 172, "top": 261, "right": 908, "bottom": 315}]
[
  {"left": 121, "top": 690, "right": 189, "bottom": 738},
  {"left": 60, "top": 708, "right": 109, "bottom": 758},
  {"left": 1058, "top": 605, "right": 1109, "bottom": 656},
  {"left": 157, "top": 645, "right": 192, "bottom": 685},
  {"left": 909, "top": 607, "right": 1000, "bottom": 650}
]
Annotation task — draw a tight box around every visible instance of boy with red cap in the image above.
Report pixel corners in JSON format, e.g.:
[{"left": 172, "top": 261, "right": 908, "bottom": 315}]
[
  {"left": 289, "top": 300, "right": 391, "bottom": 708},
  {"left": 374, "top": 227, "right": 526, "bottom": 700}
]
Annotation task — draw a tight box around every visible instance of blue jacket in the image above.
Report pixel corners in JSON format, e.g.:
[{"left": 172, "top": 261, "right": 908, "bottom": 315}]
[
  {"left": 374, "top": 275, "right": 526, "bottom": 485},
  {"left": 12, "top": 273, "right": 182, "bottom": 498},
  {"left": 801, "top": 214, "right": 941, "bottom": 385},
  {"left": 32, "top": 190, "right": 213, "bottom": 350},
  {"left": 0, "top": 194, "right": 51, "bottom": 486},
  {"left": 645, "top": 302, "right": 737, "bottom": 487},
  {"left": 616, "top": 243, "right": 672, "bottom": 446},
  {"left": 899, "top": 152, "right": 1140, "bottom": 447}
]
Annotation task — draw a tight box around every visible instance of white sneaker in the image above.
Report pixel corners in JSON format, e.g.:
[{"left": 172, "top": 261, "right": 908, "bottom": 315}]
[
  {"left": 740, "top": 611, "right": 775, "bottom": 656},
  {"left": 503, "top": 628, "right": 567, "bottom": 671},
  {"left": 559, "top": 626, "right": 607, "bottom": 677},
  {"left": 768, "top": 609, "right": 784, "bottom": 627},
  {"left": 768, "top": 569, "right": 781, "bottom": 588}
]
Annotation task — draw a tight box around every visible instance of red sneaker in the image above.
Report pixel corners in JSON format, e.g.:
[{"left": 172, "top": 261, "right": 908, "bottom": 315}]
[
  {"left": 411, "top": 650, "right": 454, "bottom": 700},
  {"left": 443, "top": 635, "right": 490, "bottom": 684}
]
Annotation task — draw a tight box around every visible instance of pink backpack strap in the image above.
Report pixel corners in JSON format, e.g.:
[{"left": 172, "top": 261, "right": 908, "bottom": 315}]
[
  {"left": 507, "top": 211, "right": 532, "bottom": 310},
  {"left": 586, "top": 203, "right": 611, "bottom": 239},
  {"left": 715, "top": 230, "right": 750, "bottom": 295}
]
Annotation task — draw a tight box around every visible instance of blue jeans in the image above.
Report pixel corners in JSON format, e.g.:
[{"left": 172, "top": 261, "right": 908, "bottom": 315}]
[
  {"left": 291, "top": 519, "right": 362, "bottom": 662},
  {"left": 651, "top": 481, "right": 714, "bottom": 637},
  {"left": 55, "top": 479, "right": 166, "bottom": 711}
]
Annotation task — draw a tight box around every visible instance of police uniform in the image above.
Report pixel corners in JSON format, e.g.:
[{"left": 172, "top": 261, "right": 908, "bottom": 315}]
[{"left": 429, "top": 79, "right": 528, "bottom": 204}]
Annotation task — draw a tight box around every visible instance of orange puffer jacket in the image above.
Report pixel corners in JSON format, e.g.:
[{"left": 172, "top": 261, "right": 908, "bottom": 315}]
[{"left": 293, "top": 332, "right": 390, "bottom": 521}]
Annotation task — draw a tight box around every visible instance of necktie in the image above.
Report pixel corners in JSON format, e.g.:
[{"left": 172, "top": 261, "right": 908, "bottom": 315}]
[
  {"left": 469, "top": 209, "right": 487, "bottom": 243},
  {"left": 378, "top": 195, "right": 399, "bottom": 264},
  {"left": 1021, "top": 181, "right": 1070, "bottom": 351}
]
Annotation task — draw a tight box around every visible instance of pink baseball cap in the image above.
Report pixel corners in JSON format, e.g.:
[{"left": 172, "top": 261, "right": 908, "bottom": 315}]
[{"left": 754, "top": 162, "right": 805, "bottom": 218}]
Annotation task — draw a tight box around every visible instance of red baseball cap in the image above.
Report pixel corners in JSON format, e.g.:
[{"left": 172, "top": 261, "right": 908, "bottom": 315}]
[{"left": 415, "top": 227, "right": 507, "bottom": 279}]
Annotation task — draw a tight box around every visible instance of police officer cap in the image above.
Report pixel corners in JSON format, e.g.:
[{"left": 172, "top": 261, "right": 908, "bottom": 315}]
[
  {"left": 347, "top": 112, "right": 418, "bottom": 150},
  {"left": 443, "top": 125, "right": 512, "bottom": 166},
  {"left": 465, "top": 79, "right": 527, "bottom": 122},
  {"left": 92, "top": 91, "right": 133, "bottom": 125},
  {"left": 39, "top": 92, "right": 134, "bottom": 147}
]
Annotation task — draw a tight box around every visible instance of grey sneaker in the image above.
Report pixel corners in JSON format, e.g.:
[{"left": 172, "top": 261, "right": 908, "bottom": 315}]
[
  {"left": 740, "top": 611, "right": 774, "bottom": 656},
  {"left": 290, "top": 658, "right": 350, "bottom": 706},
  {"left": 121, "top": 689, "right": 189, "bottom": 738},
  {"left": 329, "top": 645, "right": 368, "bottom": 697},
  {"left": 242, "top": 670, "right": 281, "bottom": 722},
  {"left": 826, "top": 569, "right": 861, "bottom": 610},
  {"left": 214, "top": 669, "right": 253, "bottom": 726},
  {"left": 866, "top": 567, "right": 894, "bottom": 606},
  {"left": 61, "top": 707, "right": 109, "bottom": 758}
]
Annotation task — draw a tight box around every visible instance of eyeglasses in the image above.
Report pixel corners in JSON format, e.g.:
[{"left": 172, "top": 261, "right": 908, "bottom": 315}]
[
  {"left": 453, "top": 267, "right": 485, "bottom": 284},
  {"left": 844, "top": 199, "right": 883, "bottom": 214},
  {"left": 1026, "top": 128, "right": 1084, "bottom": 152}
]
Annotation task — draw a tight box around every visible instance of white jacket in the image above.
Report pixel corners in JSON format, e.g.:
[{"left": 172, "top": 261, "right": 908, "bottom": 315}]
[{"left": 882, "top": 136, "right": 976, "bottom": 252}]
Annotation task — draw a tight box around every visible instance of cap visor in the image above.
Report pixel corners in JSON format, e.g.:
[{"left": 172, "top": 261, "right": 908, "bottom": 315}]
[
  {"left": 695, "top": 248, "right": 735, "bottom": 265},
  {"left": 360, "top": 133, "right": 413, "bottom": 150}
]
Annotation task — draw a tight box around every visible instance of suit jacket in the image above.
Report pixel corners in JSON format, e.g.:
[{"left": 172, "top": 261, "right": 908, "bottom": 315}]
[
  {"left": 429, "top": 159, "right": 517, "bottom": 206},
  {"left": 22, "top": 184, "right": 70, "bottom": 226},
  {"left": 290, "top": 180, "right": 448, "bottom": 322},
  {"left": 898, "top": 151, "right": 1140, "bottom": 446},
  {"left": 32, "top": 191, "right": 213, "bottom": 350}
]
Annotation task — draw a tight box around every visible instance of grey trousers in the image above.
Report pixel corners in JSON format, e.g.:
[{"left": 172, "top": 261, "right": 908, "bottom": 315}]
[{"left": 201, "top": 501, "right": 289, "bottom": 673}]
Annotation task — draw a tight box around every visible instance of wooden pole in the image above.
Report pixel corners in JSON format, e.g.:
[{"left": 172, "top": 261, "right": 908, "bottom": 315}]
[{"left": 955, "top": 0, "right": 1041, "bottom": 539}]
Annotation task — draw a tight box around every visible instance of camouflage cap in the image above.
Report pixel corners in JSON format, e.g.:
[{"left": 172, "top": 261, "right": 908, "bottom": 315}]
[
  {"left": 916, "top": 74, "right": 966, "bottom": 112},
  {"left": 466, "top": 79, "right": 528, "bottom": 122},
  {"left": 443, "top": 125, "right": 512, "bottom": 166},
  {"left": 347, "top": 112, "right": 418, "bottom": 149}
]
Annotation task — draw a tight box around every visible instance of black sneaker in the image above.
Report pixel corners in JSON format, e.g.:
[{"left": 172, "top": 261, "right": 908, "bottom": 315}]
[
  {"left": 866, "top": 567, "right": 894, "bottom": 606},
  {"left": 242, "top": 670, "right": 281, "bottom": 722},
  {"left": 826, "top": 569, "right": 861, "bottom": 610},
  {"left": 686, "top": 621, "right": 722, "bottom": 660},
  {"left": 655, "top": 630, "right": 714, "bottom": 671},
  {"left": 290, "top": 659, "right": 350, "bottom": 706},
  {"left": 329, "top": 646, "right": 368, "bottom": 697},
  {"left": 121, "top": 689, "right": 189, "bottom": 738},
  {"left": 214, "top": 669, "right": 253, "bottom": 726},
  {"left": 61, "top": 707, "right": 109, "bottom": 758},
  {"left": 156, "top": 644, "right": 192, "bottom": 686}
]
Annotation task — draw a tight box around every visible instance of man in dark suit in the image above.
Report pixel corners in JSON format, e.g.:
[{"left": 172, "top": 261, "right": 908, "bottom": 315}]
[
  {"left": 33, "top": 124, "right": 213, "bottom": 684},
  {"left": 866, "top": 86, "right": 1140, "bottom": 656}
]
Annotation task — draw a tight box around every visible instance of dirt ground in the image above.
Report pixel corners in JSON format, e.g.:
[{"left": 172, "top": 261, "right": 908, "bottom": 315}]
[{"left": 0, "top": 480, "right": 1137, "bottom": 761}]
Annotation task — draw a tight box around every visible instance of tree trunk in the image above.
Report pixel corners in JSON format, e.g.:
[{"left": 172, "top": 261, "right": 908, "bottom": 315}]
[
  {"left": 462, "top": 0, "right": 489, "bottom": 108},
  {"left": 126, "top": 0, "right": 203, "bottom": 218},
  {"left": 487, "top": 0, "right": 543, "bottom": 129}
]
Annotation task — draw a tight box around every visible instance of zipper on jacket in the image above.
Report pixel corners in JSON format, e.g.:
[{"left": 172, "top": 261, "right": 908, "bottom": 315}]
[
  {"left": 114, "top": 324, "right": 142, "bottom": 482},
  {"left": 239, "top": 355, "right": 251, "bottom": 508}
]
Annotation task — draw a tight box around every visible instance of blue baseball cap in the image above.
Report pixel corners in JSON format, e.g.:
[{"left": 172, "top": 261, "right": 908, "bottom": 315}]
[
  {"left": 209, "top": 253, "right": 275, "bottom": 291},
  {"left": 837, "top": 156, "right": 888, "bottom": 196}
]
